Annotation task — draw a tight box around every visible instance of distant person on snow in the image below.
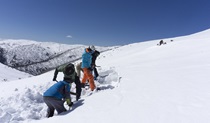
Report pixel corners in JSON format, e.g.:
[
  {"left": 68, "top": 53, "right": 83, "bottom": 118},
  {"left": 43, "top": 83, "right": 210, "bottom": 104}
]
[
  {"left": 53, "top": 63, "right": 81, "bottom": 101},
  {"left": 158, "top": 40, "right": 166, "bottom": 46},
  {"left": 90, "top": 45, "right": 100, "bottom": 80},
  {"left": 43, "top": 78, "right": 73, "bottom": 118},
  {"left": 81, "top": 46, "right": 97, "bottom": 91}
]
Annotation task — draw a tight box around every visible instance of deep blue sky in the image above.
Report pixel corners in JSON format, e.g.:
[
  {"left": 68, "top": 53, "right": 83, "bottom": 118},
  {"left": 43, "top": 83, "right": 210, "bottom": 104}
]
[{"left": 0, "top": 0, "right": 210, "bottom": 46}]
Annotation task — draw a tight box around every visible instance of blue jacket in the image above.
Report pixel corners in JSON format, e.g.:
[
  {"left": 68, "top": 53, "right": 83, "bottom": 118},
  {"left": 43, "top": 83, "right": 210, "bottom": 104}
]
[
  {"left": 43, "top": 81, "right": 71, "bottom": 100},
  {"left": 81, "top": 49, "right": 93, "bottom": 68}
]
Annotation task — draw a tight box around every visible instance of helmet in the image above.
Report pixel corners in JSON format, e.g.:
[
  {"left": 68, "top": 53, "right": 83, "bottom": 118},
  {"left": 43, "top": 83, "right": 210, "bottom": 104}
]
[{"left": 89, "top": 45, "right": 95, "bottom": 51}]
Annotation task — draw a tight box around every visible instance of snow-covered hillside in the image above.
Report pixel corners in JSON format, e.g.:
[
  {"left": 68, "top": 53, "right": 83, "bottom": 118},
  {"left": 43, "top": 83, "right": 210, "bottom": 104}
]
[
  {"left": 0, "top": 29, "right": 210, "bottom": 123},
  {"left": 0, "top": 63, "right": 32, "bottom": 82},
  {"left": 0, "top": 39, "right": 111, "bottom": 75}
]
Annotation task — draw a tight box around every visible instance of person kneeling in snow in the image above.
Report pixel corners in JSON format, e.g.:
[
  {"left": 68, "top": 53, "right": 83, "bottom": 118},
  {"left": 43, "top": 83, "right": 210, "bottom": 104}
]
[{"left": 43, "top": 78, "right": 73, "bottom": 118}]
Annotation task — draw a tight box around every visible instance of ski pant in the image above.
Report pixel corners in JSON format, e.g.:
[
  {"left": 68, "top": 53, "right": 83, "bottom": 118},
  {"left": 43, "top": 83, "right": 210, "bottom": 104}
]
[
  {"left": 43, "top": 96, "right": 66, "bottom": 118},
  {"left": 93, "top": 67, "right": 99, "bottom": 79},
  {"left": 74, "top": 76, "right": 82, "bottom": 100},
  {"left": 81, "top": 68, "right": 96, "bottom": 91}
]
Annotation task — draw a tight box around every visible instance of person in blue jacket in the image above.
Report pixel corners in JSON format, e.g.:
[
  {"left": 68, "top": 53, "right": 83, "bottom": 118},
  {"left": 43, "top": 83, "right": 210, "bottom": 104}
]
[
  {"left": 43, "top": 78, "right": 73, "bottom": 118},
  {"left": 81, "top": 46, "right": 96, "bottom": 91}
]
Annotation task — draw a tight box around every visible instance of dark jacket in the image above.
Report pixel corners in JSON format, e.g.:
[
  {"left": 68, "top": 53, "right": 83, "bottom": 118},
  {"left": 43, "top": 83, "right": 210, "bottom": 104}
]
[
  {"left": 53, "top": 63, "right": 76, "bottom": 83},
  {"left": 91, "top": 50, "right": 100, "bottom": 66},
  {"left": 53, "top": 63, "right": 81, "bottom": 101}
]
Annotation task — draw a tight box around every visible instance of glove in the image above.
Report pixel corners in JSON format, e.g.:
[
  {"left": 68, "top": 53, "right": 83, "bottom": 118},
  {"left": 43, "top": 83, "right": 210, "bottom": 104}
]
[{"left": 66, "top": 99, "right": 73, "bottom": 107}]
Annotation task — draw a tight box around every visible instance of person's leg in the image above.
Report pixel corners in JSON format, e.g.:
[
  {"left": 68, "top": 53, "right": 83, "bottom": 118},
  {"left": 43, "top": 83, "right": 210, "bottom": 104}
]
[
  {"left": 43, "top": 97, "right": 55, "bottom": 118},
  {"left": 88, "top": 75, "right": 96, "bottom": 91},
  {"left": 81, "top": 68, "right": 88, "bottom": 84},
  {"left": 52, "top": 99, "right": 67, "bottom": 114},
  {"left": 74, "top": 76, "right": 82, "bottom": 100},
  {"left": 84, "top": 68, "right": 95, "bottom": 91},
  {"left": 93, "top": 67, "right": 99, "bottom": 79}
]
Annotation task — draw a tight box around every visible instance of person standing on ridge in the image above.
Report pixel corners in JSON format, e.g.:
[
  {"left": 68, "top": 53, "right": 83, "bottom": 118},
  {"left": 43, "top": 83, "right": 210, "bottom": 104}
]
[{"left": 53, "top": 63, "right": 81, "bottom": 101}]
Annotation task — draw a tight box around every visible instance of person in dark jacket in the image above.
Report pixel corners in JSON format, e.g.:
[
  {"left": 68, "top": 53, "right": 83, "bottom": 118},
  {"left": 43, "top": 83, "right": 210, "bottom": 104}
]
[
  {"left": 43, "top": 79, "right": 73, "bottom": 118},
  {"left": 53, "top": 63, "right": 81, "bottom": 101},
  {"left": 89, "top": 45, "right": 100, "bottom": 80}
]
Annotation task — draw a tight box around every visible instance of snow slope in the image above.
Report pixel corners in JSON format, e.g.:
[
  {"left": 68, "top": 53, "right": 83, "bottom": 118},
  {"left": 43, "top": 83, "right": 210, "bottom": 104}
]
[
  {"left": 0, "top": 63, "right": 32, "bottom": 82},
  {"left": 0, "top": 29, "right": 210, "bottom": 123}
]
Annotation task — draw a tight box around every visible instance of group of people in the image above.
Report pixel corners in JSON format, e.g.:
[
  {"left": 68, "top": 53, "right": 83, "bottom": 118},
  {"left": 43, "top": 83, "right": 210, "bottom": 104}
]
[{"left": 43, "top": 45, "right": 100, "bottom": 118}]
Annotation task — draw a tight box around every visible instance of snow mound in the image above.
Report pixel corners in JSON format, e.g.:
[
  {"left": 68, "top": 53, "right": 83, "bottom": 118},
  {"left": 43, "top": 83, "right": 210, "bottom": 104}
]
[
  {"left": 0, "top": 84, "right": 49, "bottom": 122},
  {"left": 0, "top": 68, "right": 119, "bottom": 123}
]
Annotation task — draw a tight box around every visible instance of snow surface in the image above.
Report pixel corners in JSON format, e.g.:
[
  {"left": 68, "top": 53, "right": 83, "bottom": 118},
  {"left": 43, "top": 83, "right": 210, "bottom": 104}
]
[
  {"left": 1, "top": 29, "right": 210, "bottom": 123},
  {"left": 0, "top": 63, "right": 32, "bottom": 82}
]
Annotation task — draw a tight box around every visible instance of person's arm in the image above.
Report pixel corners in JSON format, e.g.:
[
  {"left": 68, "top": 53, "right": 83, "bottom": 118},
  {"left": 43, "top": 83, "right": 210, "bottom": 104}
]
[
  {"left": 95, "top": 50, "right": 100, "bottom": 56},
  {"left": 53, "top": 64, "right": 66, "bottom": 81},
  {"left": 53, "top": 69, "right": 58, "bottom": 81}
]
